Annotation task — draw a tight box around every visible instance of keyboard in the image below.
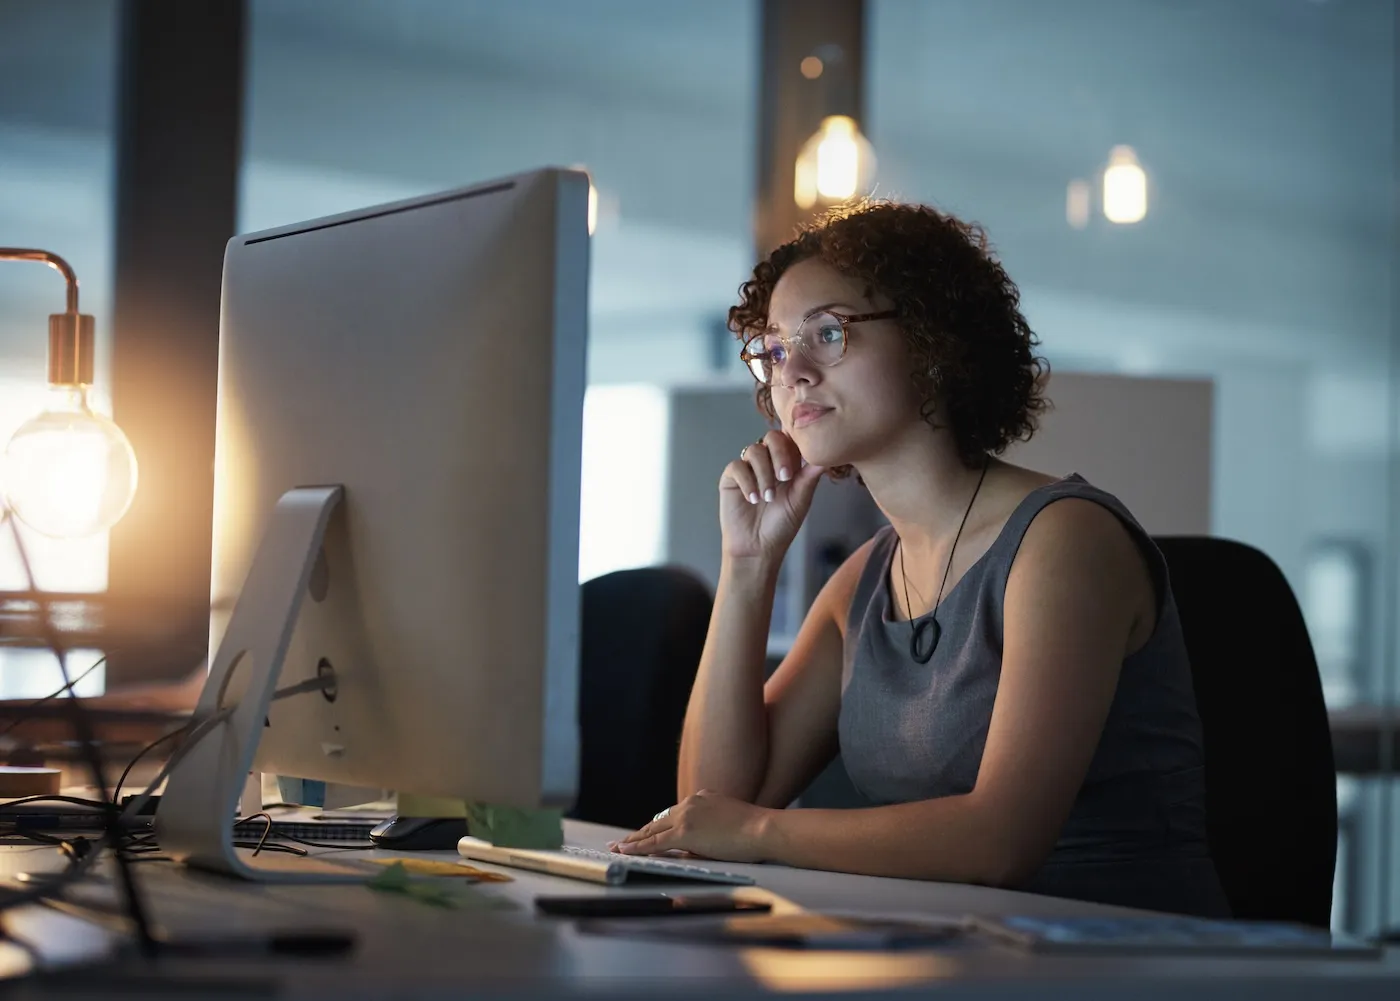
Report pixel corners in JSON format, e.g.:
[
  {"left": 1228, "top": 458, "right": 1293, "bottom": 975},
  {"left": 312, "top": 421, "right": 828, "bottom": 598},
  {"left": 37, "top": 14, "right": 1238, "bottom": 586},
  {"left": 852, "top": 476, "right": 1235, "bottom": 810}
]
[{"left": 456, "top": 838, "right": 755, "bottom": 886}]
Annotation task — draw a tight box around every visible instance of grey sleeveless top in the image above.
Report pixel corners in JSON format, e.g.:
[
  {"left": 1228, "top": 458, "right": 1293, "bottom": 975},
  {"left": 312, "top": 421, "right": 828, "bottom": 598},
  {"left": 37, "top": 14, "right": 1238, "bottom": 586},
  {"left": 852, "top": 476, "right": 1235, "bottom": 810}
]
[{"left": 839, "top": 474, "right": 1231, "bottom": 918}]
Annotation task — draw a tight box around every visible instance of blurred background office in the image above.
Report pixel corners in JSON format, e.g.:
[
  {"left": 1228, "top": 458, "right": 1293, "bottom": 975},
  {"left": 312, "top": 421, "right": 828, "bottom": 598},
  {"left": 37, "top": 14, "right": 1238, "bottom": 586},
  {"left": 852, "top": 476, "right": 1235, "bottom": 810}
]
[{"left": 0, "top": 0, "right": 1396, "bottom": 936}]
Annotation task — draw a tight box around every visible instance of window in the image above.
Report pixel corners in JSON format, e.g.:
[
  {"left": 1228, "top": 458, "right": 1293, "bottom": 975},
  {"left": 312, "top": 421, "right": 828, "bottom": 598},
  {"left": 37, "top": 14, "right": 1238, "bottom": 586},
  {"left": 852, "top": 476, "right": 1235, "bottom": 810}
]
[
  {"left": 869, "top": 0, "right": 1397, "bottom": 934},
  {"left": 0, "top": 0, "right": 119, "bottom": 696},
  {"left": 240, "top": 0, "right": 758, "bottom": 581}
]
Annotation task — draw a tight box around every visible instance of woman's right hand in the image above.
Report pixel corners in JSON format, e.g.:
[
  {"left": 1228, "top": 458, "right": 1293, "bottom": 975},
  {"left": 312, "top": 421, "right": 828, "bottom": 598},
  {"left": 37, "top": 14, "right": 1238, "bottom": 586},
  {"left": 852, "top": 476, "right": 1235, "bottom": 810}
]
[{"left": 719, "top": 429, "right": 825, "bottom": 564}]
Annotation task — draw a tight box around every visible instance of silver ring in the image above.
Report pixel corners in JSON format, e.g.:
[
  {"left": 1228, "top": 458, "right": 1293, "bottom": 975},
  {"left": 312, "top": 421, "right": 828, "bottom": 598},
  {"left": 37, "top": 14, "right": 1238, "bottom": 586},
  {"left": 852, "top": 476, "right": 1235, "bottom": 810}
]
[
  {"left": 652, "top": 807, "right": 671, "bottom": 822},
  {"left": 740, "top": 438, "right": 764, "bottom": 462}
]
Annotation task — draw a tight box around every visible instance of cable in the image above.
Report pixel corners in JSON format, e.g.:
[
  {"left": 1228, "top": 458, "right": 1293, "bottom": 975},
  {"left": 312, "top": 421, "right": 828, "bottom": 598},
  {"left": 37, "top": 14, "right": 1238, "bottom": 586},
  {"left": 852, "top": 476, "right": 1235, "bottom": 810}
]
[
  {"left": 243, "top": 813, "right": 274, "bottom": 856},
  {"left": 0, "top": 829, "right": 80, "bottom": 850},
  {"left": 111, "top": 725, "right": 189, "bottom": 809},
  {"left": 235, "top": 840, "right": 305, "bottom": 857},
  {"left": 122, "top": 842, "right": 307, "bottom": 862},
  {"left": 0, "top": 916, "right": 46, "bottom": 973},
  {"left": 117, "top": 708, "right": 235, "bottom": 824},
  {"left": 0, "top": 508, "right": 343, "bottom": 945},
  {"left": 0, "top": 509, "right": 157, "bottom": 954},
  {"left": 0, "top": 839, "right": 103, "bottom": 914},
  {"left": 0, "top": 655, "right": 107, "bottom": 740},
  {"left": 274, "top": 835, "right": 377, "bottom": 851},
  {"left": 117, "top": 673, "right": 336, "bottom": 824},
  {"left": 0, "top": 794, "right": 111, "bottom": 812}
]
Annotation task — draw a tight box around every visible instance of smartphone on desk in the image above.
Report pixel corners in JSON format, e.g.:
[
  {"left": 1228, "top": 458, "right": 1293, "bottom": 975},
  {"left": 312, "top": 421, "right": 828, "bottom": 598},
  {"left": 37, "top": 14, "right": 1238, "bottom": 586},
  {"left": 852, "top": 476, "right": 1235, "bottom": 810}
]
[{"left": 535, "top": 893, "right": 772, "bottom": 918}]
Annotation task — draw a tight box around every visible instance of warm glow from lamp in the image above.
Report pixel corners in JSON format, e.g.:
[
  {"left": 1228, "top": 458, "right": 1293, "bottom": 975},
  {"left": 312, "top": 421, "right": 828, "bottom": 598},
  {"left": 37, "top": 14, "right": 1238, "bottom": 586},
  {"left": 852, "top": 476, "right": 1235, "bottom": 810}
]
[
  {"left": 816, "top": 117, "right": 859, "bottom": 199},
  {"left": 4, "top": 386, "right": 138, "bottom": 539},
  {"left": 0, "top": 248, "right": 139, "bottom": 539},
  {"left": 1103, "top": 145, "right": 1147, "bottom": 224},
  {"left": 795, "top": 115, "right": 876, "bottom": 210},
  {"left": 587, "top": 183, "right": 599, "bottom": 236}
]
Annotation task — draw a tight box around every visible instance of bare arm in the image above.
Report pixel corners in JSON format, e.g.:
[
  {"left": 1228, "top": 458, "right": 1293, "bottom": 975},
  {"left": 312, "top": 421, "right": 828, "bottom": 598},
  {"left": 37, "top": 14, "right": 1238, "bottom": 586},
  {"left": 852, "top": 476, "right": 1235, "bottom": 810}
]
[
  {"left": 677, "top": 425, "right": 871, "bottom": 807},
  {"left": 675, "top": 559, "right": 778, "bottom": 801},
  {"left": 677, "top": 538, "right": 871, "bottom": 807},
  {"left": 751, "top": 540, "right": 870, "bottom": 808}
]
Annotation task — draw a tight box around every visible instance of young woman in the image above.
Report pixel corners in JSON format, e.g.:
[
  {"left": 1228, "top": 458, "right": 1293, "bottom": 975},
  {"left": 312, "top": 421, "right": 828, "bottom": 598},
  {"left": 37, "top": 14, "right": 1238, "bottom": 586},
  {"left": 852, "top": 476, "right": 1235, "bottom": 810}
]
[{"left": 610, "top": 201, "right": 1230, "bottom": 918}]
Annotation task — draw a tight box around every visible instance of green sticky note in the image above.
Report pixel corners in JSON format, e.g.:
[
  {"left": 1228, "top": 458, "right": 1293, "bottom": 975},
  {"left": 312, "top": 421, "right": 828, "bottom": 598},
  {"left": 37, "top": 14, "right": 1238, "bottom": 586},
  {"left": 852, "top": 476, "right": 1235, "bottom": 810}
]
[
  {"left": 403, "top": 882, "right": 459, "bottom": 909},
  {"left": 464, "top": 803, "right": 563, "bottom": 849},
  {"left": 367, "top": 861, "right": 457, "bottom": 909},
  {"left": 366, "top": 859, "right": 516, "bottom": 911},
  {"left": 367, "top": 860, "right": 411, "bottom": 892}
]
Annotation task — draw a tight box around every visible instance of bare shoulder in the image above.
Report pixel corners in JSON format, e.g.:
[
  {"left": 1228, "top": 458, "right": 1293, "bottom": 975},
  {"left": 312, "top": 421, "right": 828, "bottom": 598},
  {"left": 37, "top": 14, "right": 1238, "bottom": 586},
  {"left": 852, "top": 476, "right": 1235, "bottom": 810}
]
[{"left": 995, "top": 461, "right": 1061, "bottom": 494}]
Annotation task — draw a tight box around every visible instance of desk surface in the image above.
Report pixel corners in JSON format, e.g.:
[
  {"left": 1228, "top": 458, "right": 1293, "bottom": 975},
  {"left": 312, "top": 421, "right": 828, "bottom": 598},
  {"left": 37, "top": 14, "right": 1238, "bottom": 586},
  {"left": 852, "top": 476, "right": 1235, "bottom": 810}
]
[{"left": 4, "top": 819, "right": 1398, "bottom": 999}]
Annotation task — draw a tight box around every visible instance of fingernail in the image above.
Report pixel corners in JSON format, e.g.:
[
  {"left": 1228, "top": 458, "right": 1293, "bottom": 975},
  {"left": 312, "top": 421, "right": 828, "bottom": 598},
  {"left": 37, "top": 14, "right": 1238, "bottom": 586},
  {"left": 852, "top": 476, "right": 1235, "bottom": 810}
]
[
  {"left": 764, "top": 489, "right": 774, "bottom": 502},
  {"left": 749, "top": 492, "right": 759, "bottom": 504},
  {"left": 778, "top": 467, "right": 791, "bottom": 482}
]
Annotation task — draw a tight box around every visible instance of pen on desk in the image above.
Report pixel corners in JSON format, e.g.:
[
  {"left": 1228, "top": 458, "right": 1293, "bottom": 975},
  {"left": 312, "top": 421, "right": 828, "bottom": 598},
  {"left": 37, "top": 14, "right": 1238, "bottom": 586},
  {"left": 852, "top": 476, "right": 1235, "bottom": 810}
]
[{"left": 158, "top": 929, "right": 357, "bottom": 958}]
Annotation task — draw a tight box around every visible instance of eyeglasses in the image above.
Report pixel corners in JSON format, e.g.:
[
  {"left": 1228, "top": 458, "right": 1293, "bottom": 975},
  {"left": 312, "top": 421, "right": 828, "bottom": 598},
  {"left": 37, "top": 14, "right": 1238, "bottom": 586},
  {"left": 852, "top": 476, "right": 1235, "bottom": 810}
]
[{"left": 740, "top": 308, "right": 897, "bottom": 386}]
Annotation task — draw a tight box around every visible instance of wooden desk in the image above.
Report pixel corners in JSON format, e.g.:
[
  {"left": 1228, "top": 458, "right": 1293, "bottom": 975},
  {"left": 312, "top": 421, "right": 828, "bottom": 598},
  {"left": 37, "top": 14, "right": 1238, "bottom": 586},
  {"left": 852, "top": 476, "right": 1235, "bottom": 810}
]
[{"left": 2, "top": 819, "right": 1398, "bottom": 998}]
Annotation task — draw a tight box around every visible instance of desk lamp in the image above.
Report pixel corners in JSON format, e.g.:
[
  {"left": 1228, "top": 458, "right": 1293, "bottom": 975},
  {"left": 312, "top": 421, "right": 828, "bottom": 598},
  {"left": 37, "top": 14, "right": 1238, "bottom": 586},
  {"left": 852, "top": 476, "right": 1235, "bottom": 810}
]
[{"left": 0, "top": 248, "right": 138, "bottom": 539}]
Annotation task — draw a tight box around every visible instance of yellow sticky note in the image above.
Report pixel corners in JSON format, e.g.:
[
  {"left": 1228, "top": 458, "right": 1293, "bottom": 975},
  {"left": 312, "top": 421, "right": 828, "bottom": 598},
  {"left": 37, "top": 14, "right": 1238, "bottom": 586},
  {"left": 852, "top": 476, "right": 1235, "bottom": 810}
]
[{"left": 369, "top": 857, "right": 513, "bottom": 882}]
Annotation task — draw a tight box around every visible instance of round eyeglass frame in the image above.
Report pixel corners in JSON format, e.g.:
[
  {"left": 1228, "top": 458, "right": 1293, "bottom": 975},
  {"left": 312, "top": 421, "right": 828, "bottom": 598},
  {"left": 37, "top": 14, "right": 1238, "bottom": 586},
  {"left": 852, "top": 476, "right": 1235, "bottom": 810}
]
[{"left": 740, "top": 307, "right": 898, "bottom": 385}]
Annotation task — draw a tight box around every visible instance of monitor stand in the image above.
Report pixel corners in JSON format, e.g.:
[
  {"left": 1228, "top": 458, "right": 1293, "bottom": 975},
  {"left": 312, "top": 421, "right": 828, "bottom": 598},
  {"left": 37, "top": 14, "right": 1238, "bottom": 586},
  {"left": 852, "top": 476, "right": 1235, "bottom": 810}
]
[{"left": 156, "top": 486, "right": 367, "bottom": 883}]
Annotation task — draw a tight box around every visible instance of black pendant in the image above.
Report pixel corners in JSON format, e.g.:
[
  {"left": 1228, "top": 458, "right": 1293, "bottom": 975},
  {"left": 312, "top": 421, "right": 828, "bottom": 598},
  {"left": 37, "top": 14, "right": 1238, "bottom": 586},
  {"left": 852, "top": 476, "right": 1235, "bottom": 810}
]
[{"left": 910, "top": 618, "right": 940, "bottom": 664}]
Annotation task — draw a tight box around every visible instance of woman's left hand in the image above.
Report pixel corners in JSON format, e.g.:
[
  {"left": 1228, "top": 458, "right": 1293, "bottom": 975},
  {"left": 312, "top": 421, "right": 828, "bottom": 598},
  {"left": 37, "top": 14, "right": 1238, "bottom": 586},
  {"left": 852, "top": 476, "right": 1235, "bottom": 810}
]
[{"left": 609, "top": 790, "right": 775, "bottom": 863}]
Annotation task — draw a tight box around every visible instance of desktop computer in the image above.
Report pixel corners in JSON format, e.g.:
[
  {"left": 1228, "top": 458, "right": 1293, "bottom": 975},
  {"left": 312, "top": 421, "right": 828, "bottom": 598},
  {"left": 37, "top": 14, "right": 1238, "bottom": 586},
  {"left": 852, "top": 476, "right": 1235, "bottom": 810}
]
[{"left": 154, "top": 168, "right": 590, "bottom": 880}]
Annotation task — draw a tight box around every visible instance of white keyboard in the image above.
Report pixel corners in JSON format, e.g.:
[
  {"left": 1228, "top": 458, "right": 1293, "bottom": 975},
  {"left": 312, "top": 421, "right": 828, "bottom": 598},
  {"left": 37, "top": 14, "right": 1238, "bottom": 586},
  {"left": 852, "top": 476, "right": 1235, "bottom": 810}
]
[
  {"left": 561, "top": 846, "right": 755, "bottom": 885},
  {"left": 457, "top": 837, "right": 755, "bottom": 886}
]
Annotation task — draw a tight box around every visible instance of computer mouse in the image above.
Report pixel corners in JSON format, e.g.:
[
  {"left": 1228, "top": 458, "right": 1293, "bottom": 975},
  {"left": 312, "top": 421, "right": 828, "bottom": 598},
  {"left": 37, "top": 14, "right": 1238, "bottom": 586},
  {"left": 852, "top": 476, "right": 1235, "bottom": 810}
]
[{"left": 368, "top": 815, "right": 469, "bottom": 852}]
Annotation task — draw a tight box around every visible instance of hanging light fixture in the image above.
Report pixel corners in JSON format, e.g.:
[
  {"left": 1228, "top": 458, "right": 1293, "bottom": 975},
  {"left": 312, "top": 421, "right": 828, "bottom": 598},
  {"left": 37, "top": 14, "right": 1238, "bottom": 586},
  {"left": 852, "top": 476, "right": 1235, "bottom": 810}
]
[
  {"left": 795, "top": 115, "right": 877, "bottom": 209},
  {"left": 1103, "top": 145, "right": 1148, "bottom": 224},
  {"left": 793, "top": 44, "right": 877, "bottom": 210}
]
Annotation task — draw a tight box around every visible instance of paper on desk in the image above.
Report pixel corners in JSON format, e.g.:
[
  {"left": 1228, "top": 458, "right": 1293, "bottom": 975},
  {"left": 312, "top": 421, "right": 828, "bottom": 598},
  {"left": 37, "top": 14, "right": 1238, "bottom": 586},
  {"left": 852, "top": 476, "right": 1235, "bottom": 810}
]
[
  {"left": 367, "top": 857, "right": 512, "bottom": 881},
  {"left": 367, "top": 860, "right": 516, "bottom": 910}
]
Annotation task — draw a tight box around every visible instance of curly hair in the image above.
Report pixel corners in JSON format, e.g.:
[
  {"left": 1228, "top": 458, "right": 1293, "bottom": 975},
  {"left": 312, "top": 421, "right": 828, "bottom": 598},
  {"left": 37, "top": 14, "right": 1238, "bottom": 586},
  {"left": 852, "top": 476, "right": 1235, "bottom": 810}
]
[{"left": 729, "top": 200, "right": 1049, "bottom": 475}]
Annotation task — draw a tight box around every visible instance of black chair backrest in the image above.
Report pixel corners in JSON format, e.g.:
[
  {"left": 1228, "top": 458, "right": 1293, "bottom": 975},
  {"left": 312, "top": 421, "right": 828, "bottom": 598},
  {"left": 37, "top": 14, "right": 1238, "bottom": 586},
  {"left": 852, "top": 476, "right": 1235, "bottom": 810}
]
[
  {"left": 570, "top": 565, "right": 712, "bottom": 830},
  {"left": 1154, "top": 536, "right": 1337, "bottom": 927}
]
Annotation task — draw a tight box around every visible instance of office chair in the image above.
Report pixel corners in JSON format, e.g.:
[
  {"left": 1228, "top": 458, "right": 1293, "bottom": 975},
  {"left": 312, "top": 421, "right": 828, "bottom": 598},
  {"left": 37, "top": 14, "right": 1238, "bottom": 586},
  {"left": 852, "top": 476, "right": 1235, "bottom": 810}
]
[
  {"left": 570, "top": 565, "right": 712, "bottom": 830},
  {"left": 1155, "top": 536, "right": 1337, "bottom": 928}
]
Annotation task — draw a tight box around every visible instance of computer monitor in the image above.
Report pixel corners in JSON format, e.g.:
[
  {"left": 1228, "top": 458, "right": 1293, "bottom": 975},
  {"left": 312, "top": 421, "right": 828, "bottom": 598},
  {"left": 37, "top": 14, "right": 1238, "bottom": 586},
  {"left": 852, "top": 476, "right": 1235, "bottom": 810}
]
[{"left": 155, "top": 168, "right": 590, "bottom": 879}]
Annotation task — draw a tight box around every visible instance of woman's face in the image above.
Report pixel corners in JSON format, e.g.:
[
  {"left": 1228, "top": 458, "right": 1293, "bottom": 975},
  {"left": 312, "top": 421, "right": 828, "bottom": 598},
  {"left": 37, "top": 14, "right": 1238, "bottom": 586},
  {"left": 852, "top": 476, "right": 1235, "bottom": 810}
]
[{"left": 764, "top": 257, "right": 925, "bottom": 468}]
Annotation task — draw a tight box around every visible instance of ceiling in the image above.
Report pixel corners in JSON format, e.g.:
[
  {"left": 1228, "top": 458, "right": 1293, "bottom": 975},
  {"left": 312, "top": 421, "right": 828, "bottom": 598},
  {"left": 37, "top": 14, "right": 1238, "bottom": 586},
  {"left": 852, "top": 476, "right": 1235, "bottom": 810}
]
[{"left": 0, "top": 0, "right": 1394, "bottom": 374}]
